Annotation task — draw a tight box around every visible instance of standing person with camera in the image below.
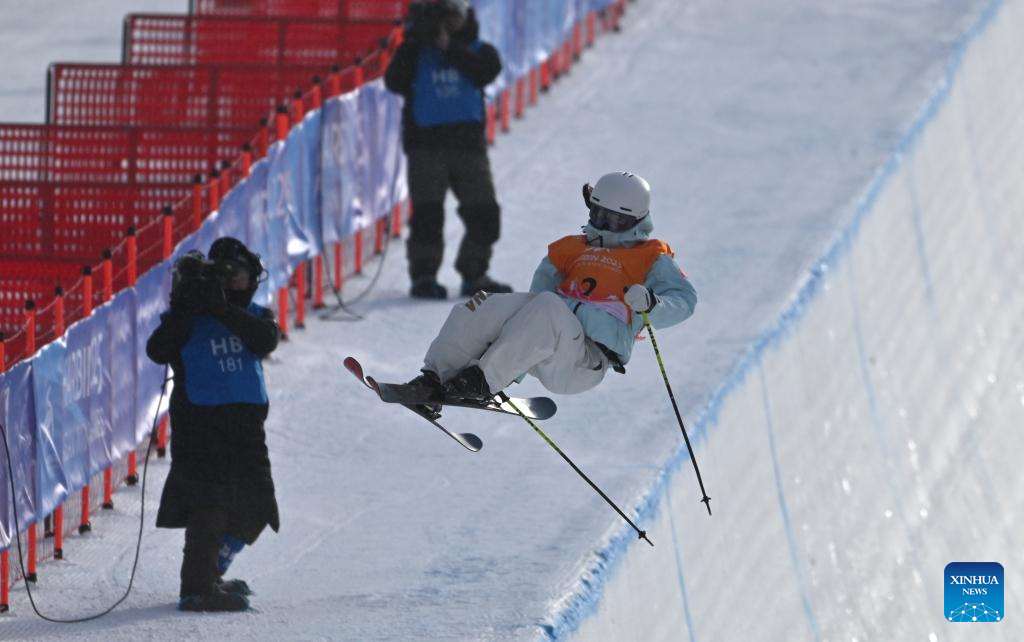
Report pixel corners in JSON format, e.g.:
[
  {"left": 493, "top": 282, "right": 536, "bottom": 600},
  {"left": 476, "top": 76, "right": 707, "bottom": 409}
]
[
  {"left": 146, "top": 237, "right": 280, "bottom": 612},
  {"left": 385, "top": 0, "right": 513, "bottom": 299}
]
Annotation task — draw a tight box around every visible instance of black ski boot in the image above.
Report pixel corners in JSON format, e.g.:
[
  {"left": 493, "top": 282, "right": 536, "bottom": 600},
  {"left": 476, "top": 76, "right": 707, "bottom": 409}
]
[
  {"left": 411, "top": 278, "right": 447, "bottom": 300},
  {"left": 217, "top": 578, "right": 253, "bottom": 596},
  {"left": 446, "top": 365, "right": 493, "bottom": 403},
  {"left": 460, "top": 275, "right": 512, "bottom": 297},
  {"left": 178, "top": 587, "right": 250, "bottom": 612},
  {"left": 406, "top": 370, "right": 445, "bottom": 415}
]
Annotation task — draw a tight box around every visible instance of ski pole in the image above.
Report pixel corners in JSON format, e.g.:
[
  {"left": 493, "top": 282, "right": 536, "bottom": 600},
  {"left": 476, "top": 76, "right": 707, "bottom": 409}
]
[
  {"left": 497, "top": 392, "right": 653, "bottom": 547},
  {"left": 640, "top": 311, "right": 713, "bottom": 516}
]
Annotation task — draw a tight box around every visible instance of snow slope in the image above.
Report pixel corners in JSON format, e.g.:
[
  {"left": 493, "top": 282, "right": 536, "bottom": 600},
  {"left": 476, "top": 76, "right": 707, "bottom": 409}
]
[{"left": 0, "top": 0, "right": 1001, "bottom": 639}]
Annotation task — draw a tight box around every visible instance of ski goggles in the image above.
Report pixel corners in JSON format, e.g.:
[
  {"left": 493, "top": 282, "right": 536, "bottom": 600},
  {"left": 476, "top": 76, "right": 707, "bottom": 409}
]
[{"left": 588, "top": 204, "right": 644, "bottom": 232}]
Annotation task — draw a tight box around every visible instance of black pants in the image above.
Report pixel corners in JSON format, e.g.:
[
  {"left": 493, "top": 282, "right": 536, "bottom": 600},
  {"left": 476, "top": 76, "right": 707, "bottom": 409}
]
[
  {"left": 406, "top": 147, "right": 501, "bottom": 283},
  {"left": 180, "top": 506, "right": 229, "bottom": 597}
]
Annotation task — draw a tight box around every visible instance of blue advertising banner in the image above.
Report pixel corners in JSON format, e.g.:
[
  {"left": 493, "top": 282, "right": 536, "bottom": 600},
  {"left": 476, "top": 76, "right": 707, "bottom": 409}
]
[
  {"left": 32, "top": 337, "right": 70, "bottom": 517},
  {"left": 37, "top": 307, "right": 114, "bottom": 516},
  {"left": 322, "top": 91, "right": 371, "bottom": 243},
  {"left": 0, "top": 362, "right": 38, "bottom": 547},
  {"left": 301, "top": 109, "right": 324, "bottom": 258},
  {"left": 134, "top": 264, "right": 173, "bottom": 444},
  {"left": 263, "top": 142, "right": 297, "bottom": 294},
  {"left": 107, "top": 290, "right": 137, "bottom": 462}
]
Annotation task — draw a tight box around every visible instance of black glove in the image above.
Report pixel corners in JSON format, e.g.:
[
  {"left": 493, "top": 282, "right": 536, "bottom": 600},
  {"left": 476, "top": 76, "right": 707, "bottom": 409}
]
[
  {"left": 201, "top": 277, "right": 229, "bottom": 317},
  {"left": 170, "top": 278, "right": 204, "bottom": 316},
  {"left": 582, "top": 183, "right": 593, "bottom": 209}
]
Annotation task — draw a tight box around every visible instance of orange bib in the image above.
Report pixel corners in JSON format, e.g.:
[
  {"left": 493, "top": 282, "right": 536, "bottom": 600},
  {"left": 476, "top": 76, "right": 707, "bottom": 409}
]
[{"left": 548, "top": 236, "right": 673, "bottom": 323}]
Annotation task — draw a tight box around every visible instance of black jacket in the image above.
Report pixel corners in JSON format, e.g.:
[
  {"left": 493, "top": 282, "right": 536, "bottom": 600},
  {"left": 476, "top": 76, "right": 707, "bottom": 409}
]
[
  {"left": 384, "top": 9, "right": 502, "bottom": 152},
  {"left": 146, "top": 303, "right": 281, "bottom": 543}
]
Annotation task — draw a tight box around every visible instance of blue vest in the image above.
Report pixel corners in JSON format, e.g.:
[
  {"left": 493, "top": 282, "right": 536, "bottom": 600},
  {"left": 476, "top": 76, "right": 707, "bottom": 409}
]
[
  {"left": 181, "top": 304, "right": 269, "bottom": 406},
  {"left": 412, "top": 45, "right": 485, "bottom": 127}
]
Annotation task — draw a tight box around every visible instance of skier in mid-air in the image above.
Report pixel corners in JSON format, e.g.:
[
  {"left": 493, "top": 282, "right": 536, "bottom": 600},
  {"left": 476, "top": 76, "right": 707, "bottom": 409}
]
[{"left": 404, "top": 171, "right": 697, "bottom": 405}]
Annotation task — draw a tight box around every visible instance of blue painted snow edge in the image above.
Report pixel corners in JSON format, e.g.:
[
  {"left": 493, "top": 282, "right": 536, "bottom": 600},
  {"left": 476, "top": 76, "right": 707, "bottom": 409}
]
[{"left": 539, "top": 0, "right": 1005, "bottom": 639}]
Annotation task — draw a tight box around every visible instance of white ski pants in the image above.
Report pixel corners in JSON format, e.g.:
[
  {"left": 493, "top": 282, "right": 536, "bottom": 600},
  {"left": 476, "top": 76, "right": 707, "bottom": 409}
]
[{"left": 424, "top": 291, "right": 608, "bottom": 395}]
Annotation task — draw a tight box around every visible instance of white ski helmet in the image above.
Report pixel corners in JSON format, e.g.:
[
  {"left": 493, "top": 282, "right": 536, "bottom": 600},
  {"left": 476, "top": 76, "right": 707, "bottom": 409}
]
[{"left": 589, "top": 171, "right": 651, "bottom": 219}]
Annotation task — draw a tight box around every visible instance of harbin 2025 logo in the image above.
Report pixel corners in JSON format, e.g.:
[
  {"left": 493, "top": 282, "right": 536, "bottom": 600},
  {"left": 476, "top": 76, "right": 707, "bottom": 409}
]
[{"left": 945, "top": 562, "right": 1003, "bottom": 623}]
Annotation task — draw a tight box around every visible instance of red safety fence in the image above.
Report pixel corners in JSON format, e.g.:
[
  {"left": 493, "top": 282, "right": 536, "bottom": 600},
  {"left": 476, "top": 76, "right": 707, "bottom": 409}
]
[
  {"left": 189, "top": 0, "right": 410, "bottom": 20},
  {"left": 48, "top": 63, "right": 309, "bottom": 129},
  {"left": 0, "top": 123, "right": 248, "bottom": 184},
  {"left": 123, "top": 14, "right": 397, "bottom": 68},
  {"left": 0, "top": 188, "right": 198, "bottom": 345}
]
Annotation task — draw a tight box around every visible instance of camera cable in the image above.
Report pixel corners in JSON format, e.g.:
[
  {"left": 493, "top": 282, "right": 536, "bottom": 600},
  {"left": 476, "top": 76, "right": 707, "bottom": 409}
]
[{"left": 0, "top": 366, "right": 169, "bottom": 622}]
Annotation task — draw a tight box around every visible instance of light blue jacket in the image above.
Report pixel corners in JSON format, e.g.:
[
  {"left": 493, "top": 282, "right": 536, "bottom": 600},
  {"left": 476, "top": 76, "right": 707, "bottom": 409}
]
[{"left": 529, "top": 217, "right": 697, "bottom": 365}]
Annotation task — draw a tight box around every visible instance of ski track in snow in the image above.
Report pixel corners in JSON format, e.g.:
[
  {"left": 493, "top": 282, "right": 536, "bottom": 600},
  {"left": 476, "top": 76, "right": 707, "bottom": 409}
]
[{"left": 0, "top": 0, "right": 992, "bottom": 639}]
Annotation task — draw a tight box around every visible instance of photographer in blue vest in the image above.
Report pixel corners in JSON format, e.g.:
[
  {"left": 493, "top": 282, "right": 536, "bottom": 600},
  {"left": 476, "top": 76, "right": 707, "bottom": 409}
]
[
  {"left": 385, "top": 0, "right": 513, "bottom": 299},
  {"left": 146, "top": 236, "right": 280, "bottom": 612}
]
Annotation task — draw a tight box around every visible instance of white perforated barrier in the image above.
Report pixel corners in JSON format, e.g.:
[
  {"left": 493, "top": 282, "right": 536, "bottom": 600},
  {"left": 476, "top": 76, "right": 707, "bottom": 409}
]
[{"left": 560, "top": 1, "right": 1024, "bottom": 639}]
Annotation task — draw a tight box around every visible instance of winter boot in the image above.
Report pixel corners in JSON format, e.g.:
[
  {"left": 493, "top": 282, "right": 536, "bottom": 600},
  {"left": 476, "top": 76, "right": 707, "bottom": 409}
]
[
  {"left": 217, "top": 578, "right": 253, "bottom": 596},
  {"left": 460, "top": 275, "right": 512, "bottom": 297},
  {"left": 411, "top": 278, "right": 447, "bottom": 300},
  {"left": 446, "top": 365, "right": 493, "bottom": 403},
  {"left": 405, "top": 370, "right": 445, "bottom": 415},
  {"left": 178, "top": 587, "right": 250, "bottom": 612}
]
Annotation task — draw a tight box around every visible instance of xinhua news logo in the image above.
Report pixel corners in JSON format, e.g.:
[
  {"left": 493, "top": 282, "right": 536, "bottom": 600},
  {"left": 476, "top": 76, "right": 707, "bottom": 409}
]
[{"left": 945, "top": 562, "right": 1003, "bottom": 623}]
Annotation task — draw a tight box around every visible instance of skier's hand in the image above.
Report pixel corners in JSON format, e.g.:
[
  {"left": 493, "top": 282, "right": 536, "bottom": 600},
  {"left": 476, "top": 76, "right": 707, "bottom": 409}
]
[
  {"left": 582, "top": 182, "right": 593, "bottom": 209},
  {"left": 625, "top": 284, "right": 658, "bottom": 314}
]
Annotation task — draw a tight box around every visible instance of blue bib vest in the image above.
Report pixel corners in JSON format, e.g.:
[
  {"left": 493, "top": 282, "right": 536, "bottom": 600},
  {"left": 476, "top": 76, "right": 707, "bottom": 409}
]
[
  {"left": 181, "top": 304, "right": 269, "bottom": 406},
  {"left": 412, "top": 44, "right": 485, "bottom": 127}
]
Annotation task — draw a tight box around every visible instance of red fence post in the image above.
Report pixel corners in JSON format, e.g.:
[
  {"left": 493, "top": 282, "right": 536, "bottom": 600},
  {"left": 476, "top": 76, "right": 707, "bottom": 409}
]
[
  {"left": 328, "top": 65, "right": 342, "bottom": 97},
  {"left": 486, "top": 102, "right": 497, "bottom": 146},
  {"left": 334, "top": 243, "right": 343, "bottom": 294},
  {"left": 102, "top": 250, "right": 115, "bottom": 511},
  {"left": 241, "top": 143, "right": 252, "bottom": 178},
  {"left": 52, "top": 287, "right": 65, "bottom": 557},
  {"left": 515, "top": 77, "right": 526, "bottom": 119},
  {"left": 529, "top": 67, "right": 539, "bottom": 105},
  {"left": 275, "top": 105, "right": 290, "bottom": 141},
  {"left": 24, "top": 300, "right": 38, "bottom": 582},
  {"left": 587, "top": 12, "right": 597, "bottom": 46},
  {"left": 208, "top": 170, "right": 221, "bottom": 214},
  {"left": 354, "top": 229, "right": 364, "bottom": 275},
  {"left": 0, "top": 331, "right": 6, "bottom": 610},
  {"left": 192, "top": 175, "right": 204, "bottom": 232},
  {"left": 311, "top": 77, "right": 322, "bottom": 110},
  {"left": 354, "top": 58, "right": 365, "bottom": 87},
  {"left": 125, "top": 227, "right": 140, "bottom": 486},
  {"left": 293, "top": 90, "right": 305, "bottom": 122},
  {"left": 163, "top": 206, "right": 174, "bottom": 260},
  {"left": 258, "top": 118, "right": 270, "bottom": 159},
  {"left": 1, "top": 530, "right": 7, "bottom": 611},
  {"left": 278, "top": 286, "right": 290, "bottom": 340},
  {"left": 295, "top": 262, "right": 306, "bottom": 330},
  {"left": 313, "top": 255, "right": 325, "bottom": 310},
  {"left": 276, "top": 103, "right": 293, "bottom": 337},
  {"left": 392, "top": 202, "right": 403, "bottom": 239},
  {"left": 500, "top": 89, "right": 511, "bottom": 133},
  {"left": 79, "top": 269, "right": 93, "bottom": 534},
  {"left": 219, "top": 161, "right": 231, "bottom": 196},
  {"left": 158, "top": 212, "right": 173, "bottom": 459},
  {"left": 310, "top": 78, "right": 326, "bottom": 310}
]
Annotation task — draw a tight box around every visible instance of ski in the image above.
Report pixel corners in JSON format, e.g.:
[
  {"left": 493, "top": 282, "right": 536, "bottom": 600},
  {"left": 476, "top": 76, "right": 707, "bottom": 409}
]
[
  {"left": 344, "top": 357, "right": 483, "bottom": 452},
  {"left": 374, "top": 381, "right": 557, "bottom": 421}
]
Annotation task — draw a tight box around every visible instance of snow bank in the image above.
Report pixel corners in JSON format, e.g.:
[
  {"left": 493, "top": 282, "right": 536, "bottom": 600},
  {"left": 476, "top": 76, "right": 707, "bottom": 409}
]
[{"left": 558, "top": 1, "right": 1024, "bottom": 639}]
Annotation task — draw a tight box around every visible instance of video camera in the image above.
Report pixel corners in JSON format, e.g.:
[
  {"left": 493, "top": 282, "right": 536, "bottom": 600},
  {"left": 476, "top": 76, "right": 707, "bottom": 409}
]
[
  {"left": 405, "top": 0, "right": 465, "bottom": 43},
  {"left": 170, "top": 250, "right": 250, "bottom": 314}
]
